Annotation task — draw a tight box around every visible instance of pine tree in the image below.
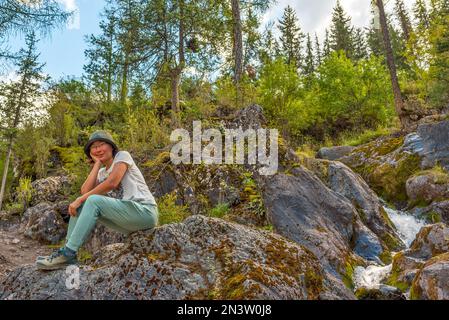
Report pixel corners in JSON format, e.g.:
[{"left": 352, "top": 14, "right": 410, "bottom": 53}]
[
  {"left": 114, "top": 0, "right": 146, "bottom": 105},
  {"left": 0, "top": 31, "right": 47, "bottom": 209},
  {"left": 259, "top": 23, "right": 279, "bottom": 64},
  {"left": 84, "top": 7, "right": 118, "bottom": 104},
  {"left": 231, "top": 0, "right": 243, "bottom": 85},
  {"left": 428, "top": 0, "right": 449, "bottom": 106},
  {"left": 367, "top": 24, "right": 384, "bottom": 56},
  {"left": 304, "top": 33, "right": 314, "bottom": 76},
  {"left": 414, "top": 0, "right": 430, "bottom": 30},
  {"left": 278, "top": 5, "right": 304, "bottom": 68},
  {"left": 0, "top": 0, "right": 70, "bottom": 67},
  {"left": 314, "top": 33, "right": 322, "bottom": 66},
  {"left": 353, "top": 27, "right": 367, "bottom": 60},
  {"left": 329, "top": 0, "right": 355, "bottom": 58},
  {"left": 395, "top": 0, "right": 413, "bottom": 41},
  {"left": 430, "top": 0, "right": 449, "bottom": 21},
  {"left": 323, "top": 28, "right": 331, "bottom": 59}
]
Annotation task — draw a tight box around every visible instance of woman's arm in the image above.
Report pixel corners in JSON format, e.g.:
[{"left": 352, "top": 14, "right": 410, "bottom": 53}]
[
  {"left": 80, "top": 160, "right": 102, "bottom": 195},
  {"left": 69, "top": 162, "right": 128, "bottom": 216}
]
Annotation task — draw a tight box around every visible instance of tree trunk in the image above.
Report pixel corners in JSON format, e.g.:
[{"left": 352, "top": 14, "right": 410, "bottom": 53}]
[
  {"left": 232, "top": 0, "right": 243, "bottom": 107},
  {"left": 171, "top": 0, "right": 185, "bottom": 126},
  {"left": 107, "top": 39, "right": 113, "bottom": 104},
  {"left": 0, "top": 138, "right": 13, "bottom": 210},
  {"left": 376, "top": 0, "right": 408, "bottom": 129},
  {"left": 120, "top": 56, "right": 129, "bottom": 105},
  {"left": 232, "top": 0, "right": 243, "bottom": 83},
  {"left": 170, "top": 70, "right": 181, "bottom": 127}
]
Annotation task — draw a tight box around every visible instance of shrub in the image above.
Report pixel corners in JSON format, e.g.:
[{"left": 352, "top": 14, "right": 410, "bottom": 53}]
[
  {"left": 157, "top": 192, "right": 190, "bottom": 225},
  {"left": 209, "top": 203, "right": 230, "bottom": 219}
]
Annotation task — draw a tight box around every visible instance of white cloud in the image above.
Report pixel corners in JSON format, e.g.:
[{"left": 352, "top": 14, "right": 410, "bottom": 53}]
[
  {"left": 262, "top": 0, "right": 417, "bottom": 41},
  {"left": 0, "top": 71, "right": 19, "bottom": 83},
  {"left": 56, "top": 0, "right": 80, "bottom": 30}
]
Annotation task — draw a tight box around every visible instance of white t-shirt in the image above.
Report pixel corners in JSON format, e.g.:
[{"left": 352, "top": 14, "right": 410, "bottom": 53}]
[{"left": 97, "top": 151, "right": 157, "bottom": 205}]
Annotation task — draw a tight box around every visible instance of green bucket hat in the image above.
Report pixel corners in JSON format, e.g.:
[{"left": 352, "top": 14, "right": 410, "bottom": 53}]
[{"left": 84, "top": 130, "right": 119, "bottom": 159}]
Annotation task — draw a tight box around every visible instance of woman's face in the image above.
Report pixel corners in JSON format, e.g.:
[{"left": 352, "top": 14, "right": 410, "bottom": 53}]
[{"left": 90, "top": 141, "right": 113, "bottom": 163}]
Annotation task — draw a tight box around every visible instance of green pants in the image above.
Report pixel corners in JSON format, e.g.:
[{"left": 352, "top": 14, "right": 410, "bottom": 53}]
[{"left": 65, "top": 194, "right": 158, "bottom": 252}]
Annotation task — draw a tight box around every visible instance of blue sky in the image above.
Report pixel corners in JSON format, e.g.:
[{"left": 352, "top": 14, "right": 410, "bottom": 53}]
[
  {"left": 7, "top": 0, "right": 105, "bottom": 81},
  {"left": 5, "top": 0, "right": 415, "bottom": 81}
]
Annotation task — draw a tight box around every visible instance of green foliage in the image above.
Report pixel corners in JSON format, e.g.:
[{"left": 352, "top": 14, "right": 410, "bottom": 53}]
[
  {"left": 277, "top": 5, "right": 304, "bottom": 68},
  {"left": 157, "top": 192, "right": 191, "bottom": 226},
  {"left": 257, "top": 57, "right": 310, "bottom": 140},
  {"left": 338, "top": 126, "right": 395, "bottom": 147},
  {"left": 13, "top": 123, "right": 55, "bottom": 179},
  {"left": 313, "top": 52, "right": 394, "bottom": 134},
  {"left": 209, "top": 203, "right": 230, "bottom": 219},
  {"left": 52, "top": 146, "right": 90, "bottom": 199},
  {"left": 214, "top": 75, "right": 258, "bottom": 111},
  {"left": 16, "top": 176, "right": 33, "bottom": 212},
  {"left": 257, "top": 52, "right": 394, "bottom": 144},
  {"left": 122, "top": 107, "right": 170, "bottom": 156}
]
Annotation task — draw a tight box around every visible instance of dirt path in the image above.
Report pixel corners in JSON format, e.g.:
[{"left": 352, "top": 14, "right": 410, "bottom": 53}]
[{"left": 0, "top": 217, "right": 52, "bottom": 280}]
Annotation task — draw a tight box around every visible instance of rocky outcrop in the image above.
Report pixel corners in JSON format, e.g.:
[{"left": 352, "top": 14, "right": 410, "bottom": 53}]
[
  {"left": 410, "top": 252, "right": 449, "bottom": 300},
  {"left": 340, "top": 119, "right": 449, "bottom": 207},
  {"left": 30, "top": 176, "right": 71, "bottom": 206},
  {"left": 406, "top": 172, "right": 449, "bottom": 204},
  {"left": 417, "top": 119, "right": 449, "bottom": 170},
  {"left": 259, "top": 165, "right": 396, "bottom": 289},
  {"left": 340, "top": 134, "right": 421, "bottom": 206},
  {"left": 0, "top": 215, "right": 353, "bottom": 300},
  {"left": 20, "top": 202, "right": 68, "bottom": 244},
  {"left": 300, "top": 158, "right": 403, "bottom": 258},
  {"left": 408, "top": 223, "right": 449, "bottom": 260},
  {"left": 388, "top": 223, "right": 449, "bottom": 295},
  {"left": 316, "top": 146, "right": 355, "bottom": 161},
  {"left": 327, "top": 161, "right": 401, "bottom": 250},
  {"left": 83, "top": 225, "right": 125, "bottom": 254},
  {"left": 355, "top": 284, "right": 406, "bottom": 300}
]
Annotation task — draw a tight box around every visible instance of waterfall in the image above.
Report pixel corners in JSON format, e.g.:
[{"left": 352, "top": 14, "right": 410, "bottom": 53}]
[{"left": 353, "top": 205, "right": 427, "bottom": 291}]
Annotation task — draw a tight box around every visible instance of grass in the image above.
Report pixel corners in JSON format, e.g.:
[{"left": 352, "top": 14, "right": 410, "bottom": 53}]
[
  {"left": 338, "top": 126, "right": 395, "bottom": 147},
  {"left": 209, "top": 203, "right": 230, "bottom": 219}
]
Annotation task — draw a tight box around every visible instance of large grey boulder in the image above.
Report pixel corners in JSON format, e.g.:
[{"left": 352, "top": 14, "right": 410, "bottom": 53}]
[
  {"left": 327, "top": 161, "right": 401, "bottom": 250},
  {"left": 30, "top": 176, "right": 71, "bottom": 206},
  {"left": 406, "top": 173, "right": 449, "bottom": 204},
  {"left": 82, "top": 224, "right": 125, "bottom": 254},
  {"left": 0, "top": 215, "right": 353, "bottom": 300},
  {"left": 407, "top": 223, "right": 449, "bottom": 260},
  {"left": 20, "top": 202, "right": 67, "bottom": 244},
  {"left": 316, "top": 146, "right": 355, "bottom": 161},
  {"left": 417, "top": 120, "right": 449, "bottom": 170},
  {"left": 299, "top": 158, "right": 403, "bottom": 259},
  {"left": 410, "top": 252, "right": 449, "bottom": 300},
  {"left": 260, "top": 168, "right": 367, "bottom": 284}
]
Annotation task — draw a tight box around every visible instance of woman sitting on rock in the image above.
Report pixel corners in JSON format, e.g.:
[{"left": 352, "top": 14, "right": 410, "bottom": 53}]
[{"left": 36, "top": 130, "right": 159, "bottom": 270}]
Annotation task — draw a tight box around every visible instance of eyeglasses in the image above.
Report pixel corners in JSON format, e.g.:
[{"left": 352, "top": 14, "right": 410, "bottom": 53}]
[{"left": 90, "top": 142, "right": 106, "bottom": 151}]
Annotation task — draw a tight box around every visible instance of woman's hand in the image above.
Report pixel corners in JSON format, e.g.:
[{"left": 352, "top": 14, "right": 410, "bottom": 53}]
[
  {"left": 68, "top": 197, "right": 85, "bottom": 217},
  {"left": 90, "top": 153, "right": 102, "bottom": 165}
]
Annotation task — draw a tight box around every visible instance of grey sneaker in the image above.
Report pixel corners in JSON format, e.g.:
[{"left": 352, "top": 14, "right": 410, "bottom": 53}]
[{"left": 36, "top": 247, "right": 78, "bottom": 271}]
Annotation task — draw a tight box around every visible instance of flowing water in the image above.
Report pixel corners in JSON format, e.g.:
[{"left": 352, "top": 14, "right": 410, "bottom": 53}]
[{"left": 353, "top": 206, "right": 427, "bottom": 291}]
